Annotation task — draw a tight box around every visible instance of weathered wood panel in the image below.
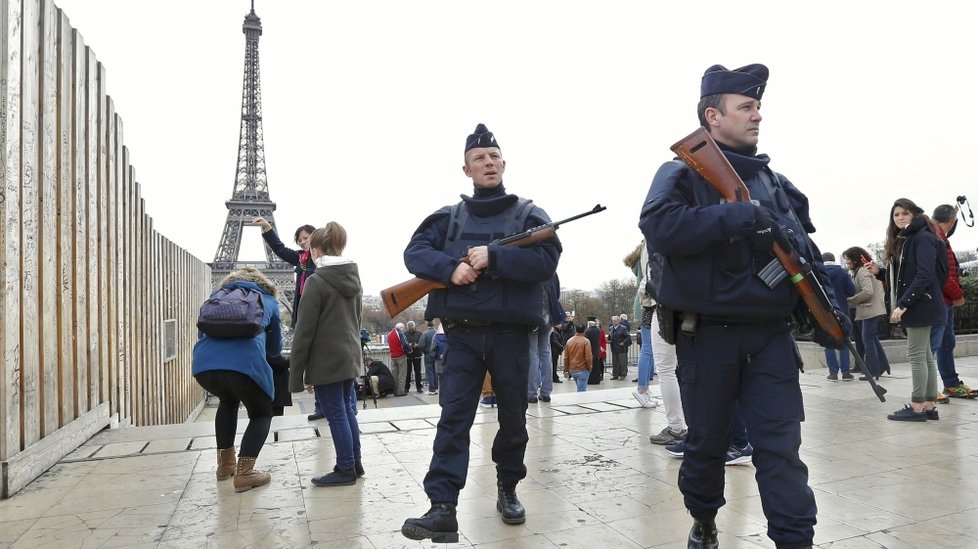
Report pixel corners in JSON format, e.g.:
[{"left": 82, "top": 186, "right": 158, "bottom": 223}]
[
  {"left": 20, "top": 0, "right": 42, "bottom": 448},
  {"left": 71, "top": 28, "right": 87, "bottom": 415},
  {"left": 96, "top": 61, "right": 108, "bottom": 410},
  {"left": 84, "top": 46, "right": 97, "bottom": 411},
  {"left": 2, "top": 0, "right": 213, "bottom": 497},
  {"left": 1, "top": 0, "right": 24, "bottom": 461},
  {"left": 106, "top": 102, "right": 118, "bottom": 422},
  {"left": 39, "top": 0, "right": 59, "bottom": 437},
  {"left": 55, "top": 7, "right": 73, "bottom": 427}
]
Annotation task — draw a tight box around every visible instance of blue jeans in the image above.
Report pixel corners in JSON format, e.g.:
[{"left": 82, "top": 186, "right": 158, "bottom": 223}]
[
  {"left": 637, "top": 324, "right": 654, "bottom": 389},
  {"left": 528, "top": 325, "right": 553, "bottom": 398},
  {"left": 314, "top": 379, "right": 361, "bottom": 471},
  {"left": 571, "top": 370, "right": 589, "bottom": 391},
  {"left": 859, "top": 315, "right": 890, "bottom": 377},
  {"left": 824, "top": 348, "right": 850, "bottom": 374},
  {"left": 424, "top": 355, "right": 439, "bottom": 391},
  {"left": 930, "top": 306, "right": 960, "bottom": 389}
]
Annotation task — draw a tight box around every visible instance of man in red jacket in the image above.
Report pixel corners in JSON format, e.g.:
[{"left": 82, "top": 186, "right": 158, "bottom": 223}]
[
  {"left": 388, "top": 323, "right": 411, "bottom": 397},
  {"left": 931, "top": 204, "right": 971, "bottom": 397}
]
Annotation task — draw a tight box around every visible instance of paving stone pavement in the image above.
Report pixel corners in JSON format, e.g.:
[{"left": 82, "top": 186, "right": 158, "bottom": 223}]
[{"left": 2, "top": 358, "right": 978, "bottom": 548}]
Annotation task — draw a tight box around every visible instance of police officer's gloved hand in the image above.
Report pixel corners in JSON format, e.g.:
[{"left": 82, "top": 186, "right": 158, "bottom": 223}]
[
  {"left": 750, "top": 205, "right": 779, "bottom": 254},
  {"left": 812, "top": 310, "right": 852, "bottom": 350}
]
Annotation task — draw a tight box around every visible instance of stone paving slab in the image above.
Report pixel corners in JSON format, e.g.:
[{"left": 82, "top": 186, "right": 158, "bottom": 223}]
[{"left": 1, "top": 358, "right": 978, "bottom": 547}]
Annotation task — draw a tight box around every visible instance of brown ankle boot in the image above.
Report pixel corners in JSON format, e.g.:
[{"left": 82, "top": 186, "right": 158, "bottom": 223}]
[
  {"left": 216, "top": 447, "right": 236, "bottom": 480},
  {"left": 233, "top": 457, "right": 270, "bottom": 492}
]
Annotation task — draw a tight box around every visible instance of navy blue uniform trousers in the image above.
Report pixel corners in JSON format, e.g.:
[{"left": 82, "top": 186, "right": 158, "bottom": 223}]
[
  {"left": 423, "top": 324, "right": 530, "bottom": 505},
  {"left": 676, "top": 320, "right": 816, "bottom": 546}
]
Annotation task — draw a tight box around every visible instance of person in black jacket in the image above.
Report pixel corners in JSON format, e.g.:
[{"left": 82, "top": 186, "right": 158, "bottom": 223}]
[
  {"left": 549, "top": 325, "right": 564, "bottom": 383},
  {"left": 363, "top": 357, "right": 396, "bottom": 397},
  {"left": 252, "top": 217, "right": 316, "bottom": 324},
  {"left": 252, "top": 216, "right": 326, "bottom": 421},
  {"left": 866, "top": 198, "right": 947, "bottom": 421}
]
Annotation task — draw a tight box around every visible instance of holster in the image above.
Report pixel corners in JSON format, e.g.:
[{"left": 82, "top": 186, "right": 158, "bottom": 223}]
[{"left": 657, "top": 306, "right": 680, "bottom": 345}]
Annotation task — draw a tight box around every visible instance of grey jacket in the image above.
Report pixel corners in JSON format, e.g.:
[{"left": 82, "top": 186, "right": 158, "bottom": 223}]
[
  {"left": 289, "top": 258, "right": 364, "bottom": 390},
  {"left": 847, "top": 266, "right": 886, "bottom": 321}
]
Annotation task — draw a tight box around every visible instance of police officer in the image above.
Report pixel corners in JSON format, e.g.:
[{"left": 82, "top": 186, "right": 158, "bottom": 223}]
[
  {"left": 640, "top": 64, "right": 847, "bottom": 549},
  {"left": 400, "top": 123, "right": 561, "bottom": 543}
]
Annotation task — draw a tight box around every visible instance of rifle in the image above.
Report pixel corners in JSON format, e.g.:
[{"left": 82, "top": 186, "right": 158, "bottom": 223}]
[
  {"left": 381, "top": 204, "right": 607, "bottom": 318},
  {"left": 670, "top": 127, "right": 886, "bottom": 402}
]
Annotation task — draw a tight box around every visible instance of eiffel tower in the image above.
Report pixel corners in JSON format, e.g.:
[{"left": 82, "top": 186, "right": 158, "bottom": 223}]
[{"left": 210, "top": 2, "right": 296, "bottom": 316}]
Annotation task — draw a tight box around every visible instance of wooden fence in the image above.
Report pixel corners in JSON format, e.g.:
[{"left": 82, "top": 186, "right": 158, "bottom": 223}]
[{"left": 1, "top": 0, "right": 211, "bottom": 497}]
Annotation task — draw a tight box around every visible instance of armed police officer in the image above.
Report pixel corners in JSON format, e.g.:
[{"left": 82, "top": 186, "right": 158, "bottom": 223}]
[
  {"left": 400, "top": 124, "right": 561, "bottom": 543},
  {"left": 640, "top": 64, "right": 847, "bottom": 549}
]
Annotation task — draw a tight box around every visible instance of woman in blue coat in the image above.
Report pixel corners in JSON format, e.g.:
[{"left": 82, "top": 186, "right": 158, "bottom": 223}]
[
  {"left": 192, "top": 267, "right": 283, "bottom": 491},
  {"left": 867, "top": 198, "right": 947, "bottom": 422}
]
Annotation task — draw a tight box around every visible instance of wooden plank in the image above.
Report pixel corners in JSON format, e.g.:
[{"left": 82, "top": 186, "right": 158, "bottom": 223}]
[
  {"left": 38, "top": 0, "right": 60, "bottom": 437},
  {"left": 1, "top": 401, "right": 109, "bottom": 498},
  {"left": 19, "top": 0, "right": 42, "bottom": 448},
  {"left": 106, "top": 103, "right": 118, "bottom": 420},
  {"left": 55, "top": 8, "right": 74, "bottom": 427},
  {"left": 151, "top": 231, "right": 160, "bottom": 424},
  {"left": 85, "top": 47, "right": 98, "bottom": 410},
  {"left": 163, "top": 241, "right": 171, "bottom": 422},
  {"left": 136, "top": 191, "right": 145, "bottom": 425},
  {"left": 0, "top": 0, "right": 24, "bottom": 462},
  {"left": 71, "top": 29, "right": 87, "bottom": 414},
  {"left": 121, "top": 151, "right": 131, "bottom": 424},
  {"left": 96, "top": 61, "right": 108, "bottom": 408}
]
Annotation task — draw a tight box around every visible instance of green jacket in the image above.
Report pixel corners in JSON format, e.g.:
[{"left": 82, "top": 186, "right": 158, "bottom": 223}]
[{"left": 289, "top": 257, "right": 363, "bottom": 391}]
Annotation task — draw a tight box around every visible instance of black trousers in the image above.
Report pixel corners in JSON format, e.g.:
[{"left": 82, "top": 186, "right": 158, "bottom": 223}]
[
  {"left": 676, "top": 320, "right": 815, "bottom": 547},
  {"left": 195, "top": 370, "right": 272, "bottom": 457},
  {"left": 405, "top": 356, "right": 423, "bottom": 392},
  {"left": 424, "top": 324, "right": 530, "bottom": 505}
]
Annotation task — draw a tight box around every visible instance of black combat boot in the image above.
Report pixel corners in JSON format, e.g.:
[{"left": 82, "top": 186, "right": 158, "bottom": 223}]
[
  {"left": 496, "top": 481, "right": 526, "bottom": 524},
  {"left": 687, "top": 517, "right": 718, "bottom": 549},
  {"left": 401, "top": 503, "right": 459, "bottom": 543}
]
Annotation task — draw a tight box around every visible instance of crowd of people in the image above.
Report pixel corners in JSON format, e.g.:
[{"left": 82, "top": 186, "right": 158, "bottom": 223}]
[{"left": 187, "top": 64, "right": 973, "bottom": 549}]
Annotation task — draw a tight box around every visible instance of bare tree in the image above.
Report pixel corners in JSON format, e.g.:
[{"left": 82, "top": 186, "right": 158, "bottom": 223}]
[
  {"left": 559, "top": 289, "right": 590, "bottom": 320},
  {"left": 597, "top": 278, "right": 638, "bottom": 321}
]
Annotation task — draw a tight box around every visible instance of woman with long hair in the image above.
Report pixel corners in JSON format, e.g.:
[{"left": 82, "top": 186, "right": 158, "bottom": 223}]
[
  {"left": 866, "top": 198, "right": 947, "bottom": 421},
  {"left": 841, "top": 246, "right": 891, "bottom": 380}
]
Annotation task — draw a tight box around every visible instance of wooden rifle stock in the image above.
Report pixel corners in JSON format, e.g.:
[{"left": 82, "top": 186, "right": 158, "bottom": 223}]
[
  {"left": 381, "top": 204, "right": 606, "bottom": 319},
  {"left": 670, "top": 128, "right": 886, "bottom": 402},
  {"left": 380, "top": 228, "right": 557, "bottom": 319}
]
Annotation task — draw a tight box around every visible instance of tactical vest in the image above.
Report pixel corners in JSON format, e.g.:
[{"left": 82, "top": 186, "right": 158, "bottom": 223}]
[{"left": 425, "top": 197, "right": 547, "bottom": 326}]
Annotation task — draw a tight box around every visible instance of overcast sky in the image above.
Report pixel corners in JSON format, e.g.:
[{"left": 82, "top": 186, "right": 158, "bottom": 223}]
[{"left": 52, "top": 0, "right": 978, "bottom": 296}]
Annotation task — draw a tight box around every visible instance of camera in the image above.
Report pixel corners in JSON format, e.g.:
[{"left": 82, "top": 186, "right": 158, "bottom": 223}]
[{"left": 957, "top": 195, "right": 967, "bottom": 204}]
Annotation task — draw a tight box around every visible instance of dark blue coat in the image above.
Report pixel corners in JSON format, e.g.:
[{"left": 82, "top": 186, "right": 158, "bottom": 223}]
[
  {"left": 824, "top": 263, "right": 854, "bottom": 311},
  {"left": 888, "top": 216, "right": 947, "bottom": 328},
  {"left": 404, "top": 189, "right": 561, "bottom": 327},
  {"left": 545, "top": 275, "right": 566, "bottom": 328},
  {"left": 640, "top": 157, "right": 836, "bottom": 321}
]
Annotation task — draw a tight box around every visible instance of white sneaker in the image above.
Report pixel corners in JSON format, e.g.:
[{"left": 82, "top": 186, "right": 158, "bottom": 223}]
[
  {"left": 425, "top": 390, "right": 438, "bottom": 395},
  {"left": 632, "top": 390, "right": 657, "bottom": 408}
]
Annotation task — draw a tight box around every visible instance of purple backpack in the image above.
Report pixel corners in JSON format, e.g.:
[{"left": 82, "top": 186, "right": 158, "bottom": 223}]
[{"left": 197, "top": 287, "right": 265, "bottom": 339}]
